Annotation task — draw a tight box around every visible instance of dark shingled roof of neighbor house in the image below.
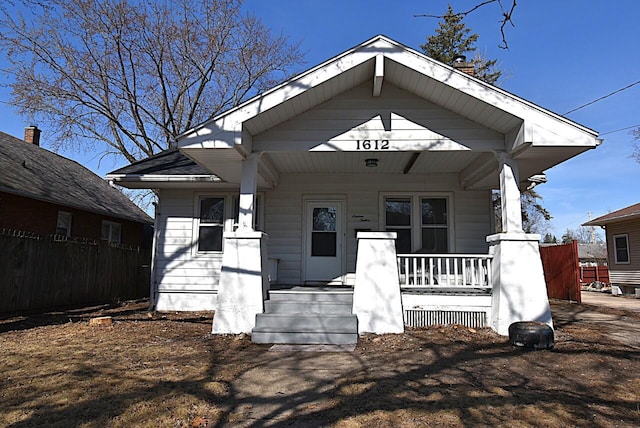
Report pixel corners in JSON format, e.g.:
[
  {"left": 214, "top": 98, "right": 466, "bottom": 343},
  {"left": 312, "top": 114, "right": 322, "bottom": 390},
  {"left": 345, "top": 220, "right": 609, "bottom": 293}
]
[{"left": 0, "top": 130, "right": 152, "bottom": 224}]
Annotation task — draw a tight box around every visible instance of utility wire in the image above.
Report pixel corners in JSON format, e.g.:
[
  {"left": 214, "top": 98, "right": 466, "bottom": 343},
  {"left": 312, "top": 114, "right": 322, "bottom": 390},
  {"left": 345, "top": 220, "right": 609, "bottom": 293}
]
[
  {"left": 599, "top": 124, "right": 640, "bottom": 136},
  {"left": 564, "top": 79, "right": 640, "bottom": 115}
]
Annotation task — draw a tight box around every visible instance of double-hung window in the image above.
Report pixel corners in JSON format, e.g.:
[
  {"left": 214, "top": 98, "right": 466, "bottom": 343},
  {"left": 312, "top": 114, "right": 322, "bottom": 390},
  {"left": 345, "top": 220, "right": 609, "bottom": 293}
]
[
  {"left": 101, "top": 220, "right": 122, "bottom": 244},
  {"left": 384, "top": 195, "right": 450, "bottom": 253},
  {"left": 613, "top": 234, "right": 630, "bottom": 264},
  {"left": 197, "top": 197, "right": 225, "bottom": 252},
  {"left": 56, "top": 211, "right": 72, "bottom": 237}
]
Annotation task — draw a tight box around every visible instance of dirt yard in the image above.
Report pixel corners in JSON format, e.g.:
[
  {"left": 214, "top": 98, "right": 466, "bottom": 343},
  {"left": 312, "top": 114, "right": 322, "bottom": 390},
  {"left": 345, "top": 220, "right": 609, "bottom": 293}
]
[{"left": 1, "top": 299, "right": 639, "bottom": 427}]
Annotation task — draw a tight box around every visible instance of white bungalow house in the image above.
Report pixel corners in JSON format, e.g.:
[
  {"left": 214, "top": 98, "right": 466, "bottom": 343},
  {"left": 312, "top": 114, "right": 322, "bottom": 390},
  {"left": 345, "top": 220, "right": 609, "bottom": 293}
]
[{"left": 107, "top": 36, "right": 600, "bottom": 343}]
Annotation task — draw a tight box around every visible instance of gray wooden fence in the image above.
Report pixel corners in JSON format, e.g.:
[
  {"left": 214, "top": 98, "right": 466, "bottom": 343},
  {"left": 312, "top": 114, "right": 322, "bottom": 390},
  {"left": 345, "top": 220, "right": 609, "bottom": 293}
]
[{"left": 0, "top": 229, "right": 151, "bottom": 313}]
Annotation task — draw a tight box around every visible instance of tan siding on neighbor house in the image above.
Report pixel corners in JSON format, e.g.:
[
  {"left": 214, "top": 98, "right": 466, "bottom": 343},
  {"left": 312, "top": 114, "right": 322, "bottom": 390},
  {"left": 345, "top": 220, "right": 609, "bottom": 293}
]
[{"left": 606, "top": 218, "right": 640, "bottom": 288}]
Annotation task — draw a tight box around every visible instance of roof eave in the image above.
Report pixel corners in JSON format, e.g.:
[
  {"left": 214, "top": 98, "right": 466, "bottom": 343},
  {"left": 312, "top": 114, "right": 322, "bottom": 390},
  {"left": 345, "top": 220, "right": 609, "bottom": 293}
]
[
  {"left": 584, "top": 212, "right": 640, "bottom": 227},
  {"left": 0, "top": 186, "right": 152, "bottom": 224}
]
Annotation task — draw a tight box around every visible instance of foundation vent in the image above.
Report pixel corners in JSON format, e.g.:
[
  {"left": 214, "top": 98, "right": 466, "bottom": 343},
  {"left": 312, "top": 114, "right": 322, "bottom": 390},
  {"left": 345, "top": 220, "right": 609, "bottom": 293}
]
[{"left": 404, "top": 310, "right": 487, "bottom": 329}]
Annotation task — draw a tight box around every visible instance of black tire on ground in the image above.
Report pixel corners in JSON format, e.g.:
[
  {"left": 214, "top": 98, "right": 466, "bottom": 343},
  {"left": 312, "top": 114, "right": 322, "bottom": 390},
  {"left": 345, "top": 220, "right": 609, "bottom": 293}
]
[{"left": 508, "top": 321, "right": 554, "bottom": 350}]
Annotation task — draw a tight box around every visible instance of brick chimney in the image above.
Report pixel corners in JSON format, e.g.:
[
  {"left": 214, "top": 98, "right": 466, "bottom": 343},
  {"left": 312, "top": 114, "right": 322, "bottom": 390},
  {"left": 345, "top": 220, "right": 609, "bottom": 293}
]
[
  {"left": 24, "top": 126, "right": 41, "bottom": 146},
  {"left": 452, "top": 55, "right": 475, "bottom": 76}
]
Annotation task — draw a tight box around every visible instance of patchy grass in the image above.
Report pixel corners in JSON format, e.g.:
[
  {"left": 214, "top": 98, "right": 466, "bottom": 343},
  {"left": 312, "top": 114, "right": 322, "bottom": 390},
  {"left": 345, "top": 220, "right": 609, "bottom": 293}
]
[{"left": 1, "top": 300, "right": 639, "bottom": 427}]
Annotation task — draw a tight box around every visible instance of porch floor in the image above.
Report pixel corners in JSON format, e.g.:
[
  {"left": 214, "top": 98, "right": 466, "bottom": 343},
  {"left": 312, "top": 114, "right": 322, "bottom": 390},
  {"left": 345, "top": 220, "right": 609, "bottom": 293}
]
[
  {"left": 269, "top": 284, "right": 354, "bottom": 293},
  {"left": 401, "top": 287, "right": 491, "bottom": 295}
]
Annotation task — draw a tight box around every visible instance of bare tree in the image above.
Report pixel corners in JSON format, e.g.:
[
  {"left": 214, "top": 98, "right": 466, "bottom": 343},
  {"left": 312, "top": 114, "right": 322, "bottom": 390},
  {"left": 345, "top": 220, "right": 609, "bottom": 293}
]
[
  {"left": 415, "top": 0, "right": 517, "bottom": 49},
  {"left": 0, "top": 0, "right": 303, "bottom": 164},
  {"left": 561, "top": 226, "right": 603, "bottom": 244},
  {"left": 632, "top": 128, "right": 640, "bottom": 162}
]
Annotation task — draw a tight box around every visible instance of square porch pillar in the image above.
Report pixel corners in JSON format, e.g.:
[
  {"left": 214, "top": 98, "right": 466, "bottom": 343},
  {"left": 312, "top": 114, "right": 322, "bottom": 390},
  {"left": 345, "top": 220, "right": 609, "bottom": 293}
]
[
  {"left": 488, "top": 152, "right": 552, "bottom": 335},
  {"left": 353, "top": 232, "right": 404, "bottom": 334},
  {"left": 211, "top": 231, "right": 269, "bottom": 334},
  {"left": 487, "top": 233, "right": 553, "bottom": 335}
]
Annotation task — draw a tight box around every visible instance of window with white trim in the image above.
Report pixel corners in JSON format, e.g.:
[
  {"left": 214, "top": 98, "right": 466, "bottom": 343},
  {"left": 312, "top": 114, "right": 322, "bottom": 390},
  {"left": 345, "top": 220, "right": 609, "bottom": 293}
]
[
  {"left": 101, "top": 220, "right": 122, "bottom": 244},
  {"left": 56, "top": 211, "right": 72, "bottom": 237},
  {"left": 613, "top": 234, "right": 630, "bottom": 264},
  {"left": 384, "top": 195, "right": 450, "bottom": 253},
  {"left": 197, "top": 197, "right": 225, "bottom": 252}
]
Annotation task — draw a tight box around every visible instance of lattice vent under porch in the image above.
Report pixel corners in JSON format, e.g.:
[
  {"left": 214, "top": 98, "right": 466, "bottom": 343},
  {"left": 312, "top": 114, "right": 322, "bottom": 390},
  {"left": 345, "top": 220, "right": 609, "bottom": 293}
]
[{"left": 404, "top": 309, "right": 488, "bottom": 329}]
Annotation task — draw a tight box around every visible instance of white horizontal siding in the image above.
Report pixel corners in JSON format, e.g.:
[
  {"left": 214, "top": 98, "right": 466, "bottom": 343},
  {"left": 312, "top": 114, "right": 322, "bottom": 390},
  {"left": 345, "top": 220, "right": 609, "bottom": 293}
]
[
  {"left": 153, "top": 189, "right": 223, "bottom": 309},
  {"left": 152, "top": 176, "right": 493, "bottom": 304},
  {"left": 264, "top": 173, "right": 492, "bottom": 284},
  {"left": 254, "top": 83, "right": 504, "bottom": 154}
]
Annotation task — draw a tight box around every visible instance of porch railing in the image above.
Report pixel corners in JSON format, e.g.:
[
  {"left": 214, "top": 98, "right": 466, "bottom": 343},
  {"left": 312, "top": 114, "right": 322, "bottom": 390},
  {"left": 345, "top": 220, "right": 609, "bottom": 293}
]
[{"left": 397, "top": 254, "right": 493, "bottom": 290}]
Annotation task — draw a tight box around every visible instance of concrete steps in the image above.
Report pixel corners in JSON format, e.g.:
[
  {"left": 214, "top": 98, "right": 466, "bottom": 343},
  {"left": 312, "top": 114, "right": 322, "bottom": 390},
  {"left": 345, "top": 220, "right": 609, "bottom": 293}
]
[{"left": 251, "top": 288, "right": 358, "bottom": 344}]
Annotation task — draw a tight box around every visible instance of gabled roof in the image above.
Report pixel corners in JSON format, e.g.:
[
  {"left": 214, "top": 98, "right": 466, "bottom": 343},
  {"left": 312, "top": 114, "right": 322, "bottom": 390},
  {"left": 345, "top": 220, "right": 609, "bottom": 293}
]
[
  {"left": 109, "top": 35, "right": 600, "bottom": 190},
  {"left": 0, "top": 130, "right": 152, "bottom": 224},
  {"left": 180, "top": 35, "right": 598, "bottom": 145},
  {"left": 583, "top": 202, "right": 640, "bottom": 226}
]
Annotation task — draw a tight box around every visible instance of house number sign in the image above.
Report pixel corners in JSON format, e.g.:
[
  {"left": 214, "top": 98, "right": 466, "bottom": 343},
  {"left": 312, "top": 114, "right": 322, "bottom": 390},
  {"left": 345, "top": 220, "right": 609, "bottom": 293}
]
[{"left": 355, "top": 139, "right": 390, "bottom": 150}]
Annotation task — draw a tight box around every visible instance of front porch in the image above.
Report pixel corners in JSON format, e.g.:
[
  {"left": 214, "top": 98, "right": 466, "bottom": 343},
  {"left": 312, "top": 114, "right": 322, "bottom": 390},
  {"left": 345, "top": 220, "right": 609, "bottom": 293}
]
[
  {"left": 213, "top": 230, "right": 551, "bottom": 343},
  {"left": 251, "top": 251, "right": 495, "bottom": 345}
]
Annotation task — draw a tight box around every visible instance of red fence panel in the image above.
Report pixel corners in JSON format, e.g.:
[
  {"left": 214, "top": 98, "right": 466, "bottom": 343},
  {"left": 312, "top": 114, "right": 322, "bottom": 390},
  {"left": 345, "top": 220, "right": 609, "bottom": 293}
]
[
  {"left": 539, "top": 241, "right": 581, "bottom": 303},
  {"left": 580, "top": 266, "right": 610, "bottom": 285}
]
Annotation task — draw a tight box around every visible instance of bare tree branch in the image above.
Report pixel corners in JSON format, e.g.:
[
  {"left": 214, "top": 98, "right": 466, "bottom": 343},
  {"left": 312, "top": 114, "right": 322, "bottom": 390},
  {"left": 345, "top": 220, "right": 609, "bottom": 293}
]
[
  {"left": 415, "top": 0, "right": 517, "bottom": 49},
  {"left": 0, "top": 0, "right": 304, "bottom": 164}
]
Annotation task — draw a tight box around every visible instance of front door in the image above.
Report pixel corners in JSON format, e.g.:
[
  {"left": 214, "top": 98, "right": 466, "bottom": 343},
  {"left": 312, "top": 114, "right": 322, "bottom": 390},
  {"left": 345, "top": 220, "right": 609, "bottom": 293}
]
[{"left": 304, "top": 200, "right": 344, "bottom": 284}]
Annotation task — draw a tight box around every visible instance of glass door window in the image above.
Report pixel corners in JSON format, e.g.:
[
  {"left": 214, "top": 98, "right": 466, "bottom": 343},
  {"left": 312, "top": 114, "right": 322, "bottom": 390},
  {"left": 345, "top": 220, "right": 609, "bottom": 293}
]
[{"left": 311, "top": 207, "right": 337, "bottom": 256}]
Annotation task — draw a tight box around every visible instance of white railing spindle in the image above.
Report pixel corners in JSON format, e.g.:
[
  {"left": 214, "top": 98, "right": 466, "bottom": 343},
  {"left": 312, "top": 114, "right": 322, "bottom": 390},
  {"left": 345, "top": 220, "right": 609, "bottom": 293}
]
[{"left": 396, "top": 253, "right": 493, "bottom": 290}]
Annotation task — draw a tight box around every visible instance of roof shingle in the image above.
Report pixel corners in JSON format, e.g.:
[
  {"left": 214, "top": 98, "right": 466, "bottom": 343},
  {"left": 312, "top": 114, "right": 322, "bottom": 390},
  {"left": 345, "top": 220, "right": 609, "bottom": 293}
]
[
  {"left": 0, "top": 130, "right": 151, "bottom": 224},
  {"left": 583, "top": 202, "right": 640, "bottom": 226}
]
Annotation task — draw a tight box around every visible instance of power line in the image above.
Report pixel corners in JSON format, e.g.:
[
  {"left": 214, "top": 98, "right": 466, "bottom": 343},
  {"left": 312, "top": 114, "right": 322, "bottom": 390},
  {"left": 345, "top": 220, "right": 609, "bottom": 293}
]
[
  {"left": 564, "top": 79, "right": 640, "bottom": 116},
  {"left": 599, "top": 124, "right": 640, "bottom": 136}
]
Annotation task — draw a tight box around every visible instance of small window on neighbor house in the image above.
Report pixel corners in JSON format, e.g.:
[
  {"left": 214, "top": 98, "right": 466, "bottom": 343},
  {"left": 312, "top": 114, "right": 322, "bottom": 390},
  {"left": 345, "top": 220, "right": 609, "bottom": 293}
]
[
  {"left": 613, "top": 234, "right": 630, "bottom": 264},
  {"left": 101, "top": 220, "right": 122, "bottom": 244},
  {"left": 56, "top": 211, "right": 72, "bottom": 237},
  {"left": 198, "top": 197, "right": 224, "bottom": 252}
]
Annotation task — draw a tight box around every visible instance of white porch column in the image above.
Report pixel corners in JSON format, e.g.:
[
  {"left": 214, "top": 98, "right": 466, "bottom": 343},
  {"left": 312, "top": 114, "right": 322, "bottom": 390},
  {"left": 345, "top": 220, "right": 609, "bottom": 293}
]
[
  {"left": 212, "top": 231, "right": 269, "bottom": 334},
  {"left": 497, "top": 152, "right": 524, "bottom": 233},
  {"left": 487, "top": 153, "right": 552, "bottom": 335},
  {"left": 487, "top": 232, "right": 553, "bottom": 335},
  {"left": 212, "top": 153, "right": 268, "bottom": 334},
  {"left": 353, "top": 232, "right": 404, "bottom": 334},
  {"left": 238, "top": 153, "right": 260, "bottom": 230}
]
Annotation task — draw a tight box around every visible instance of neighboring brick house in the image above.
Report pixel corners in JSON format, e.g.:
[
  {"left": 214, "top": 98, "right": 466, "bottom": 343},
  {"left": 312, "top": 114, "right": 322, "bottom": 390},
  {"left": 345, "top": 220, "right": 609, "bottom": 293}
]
[{"left": 0, "top": 127, "right": 152, "bottom": 246}]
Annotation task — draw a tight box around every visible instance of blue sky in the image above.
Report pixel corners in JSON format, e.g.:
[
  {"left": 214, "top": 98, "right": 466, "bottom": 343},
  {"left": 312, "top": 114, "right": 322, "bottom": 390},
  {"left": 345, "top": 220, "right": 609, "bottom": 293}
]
[{"left": 2, "top": 0, "right": 639, "bottom": 238}]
